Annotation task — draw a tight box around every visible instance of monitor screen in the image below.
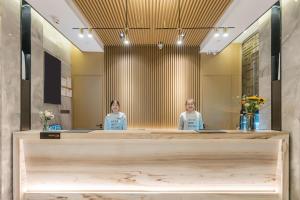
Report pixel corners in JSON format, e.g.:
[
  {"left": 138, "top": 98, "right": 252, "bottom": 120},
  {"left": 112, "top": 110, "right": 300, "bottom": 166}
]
[{"left": 44, "top": 52, "right": 61, "bottom": 104}]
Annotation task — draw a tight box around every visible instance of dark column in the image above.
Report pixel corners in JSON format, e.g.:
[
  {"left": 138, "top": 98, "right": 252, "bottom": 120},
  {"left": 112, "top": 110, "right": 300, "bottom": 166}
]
[
  {"left": 20, "top": 0, "right": 31, "bottom": 130},
  {"left": 271, "top": 2, "right": 281, "bottom": 131}
]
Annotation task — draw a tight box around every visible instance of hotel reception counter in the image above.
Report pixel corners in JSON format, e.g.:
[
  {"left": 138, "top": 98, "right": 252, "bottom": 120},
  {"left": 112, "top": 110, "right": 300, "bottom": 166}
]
[{"left": 13, "top": 129, "right": 289, "bottom": 200}]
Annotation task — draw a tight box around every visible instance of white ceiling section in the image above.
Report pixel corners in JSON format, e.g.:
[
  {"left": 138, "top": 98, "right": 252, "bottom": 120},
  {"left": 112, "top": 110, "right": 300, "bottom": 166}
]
[
  {"left": 26, "top": 0, "right": 104, "bottom": 52},
  {"left": 200, "top": 0, "right": 278, "bottom": 53}
]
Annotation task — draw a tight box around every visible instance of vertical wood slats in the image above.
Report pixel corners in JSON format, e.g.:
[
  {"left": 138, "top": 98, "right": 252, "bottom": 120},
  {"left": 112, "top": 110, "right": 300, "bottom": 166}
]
[
  {"left": 105, "top": 46, "right": 201, "bottom": 128},
  {"left": 242, "top": 33, "right": 259, "bottom": 96},
  {"left": 73, "top": 0, "right": 232, "bottom": 46}
]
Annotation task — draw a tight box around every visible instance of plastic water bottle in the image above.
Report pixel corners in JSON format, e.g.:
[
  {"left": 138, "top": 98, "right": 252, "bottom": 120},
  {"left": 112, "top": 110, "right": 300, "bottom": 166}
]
[
  {"left": 239, "top": 105, "right": 248, "bottom": 130},
  {"left": 254, "top": 111, "right": 260, "bottom": 130}
]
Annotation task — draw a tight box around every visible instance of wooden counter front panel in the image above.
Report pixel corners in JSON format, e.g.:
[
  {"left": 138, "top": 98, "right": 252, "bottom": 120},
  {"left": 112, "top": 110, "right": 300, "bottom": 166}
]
[{"left": 13, "top": 131, "right": 288, "bottom": 200}]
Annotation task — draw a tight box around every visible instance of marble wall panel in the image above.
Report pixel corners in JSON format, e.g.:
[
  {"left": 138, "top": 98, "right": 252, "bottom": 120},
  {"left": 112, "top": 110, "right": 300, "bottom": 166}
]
[
  {"left": 0, "top": 0, "right": 21, "bottom": 199},
  {"left": 257, "top": 2, "right": 300, "bottom": 198},
  {"left": 281, "top": 0, "right": 300, "bottom": 199},
  {"left": 258, "top": 11, "right": 272, "bottom": 130},
  {"left": 30, "top": 10, "right": 73, "bottom": 130}
]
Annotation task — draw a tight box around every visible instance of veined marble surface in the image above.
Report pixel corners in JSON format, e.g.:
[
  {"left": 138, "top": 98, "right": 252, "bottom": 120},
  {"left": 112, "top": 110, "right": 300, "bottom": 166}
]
[
  {"left": 0, "top": 0, "right": 21, "bottom": 199},
  {"left": 258, "top": 10, "right": 272, "bottom": 130},
  {"left": 30, "top": 9, "right": 73, "bottom": 130},
  {"left": 14, "top": 130, "right": 289, "bottom": 200},
  {"left": 281, "top": 0, "right": 300, "bottom": 199}
]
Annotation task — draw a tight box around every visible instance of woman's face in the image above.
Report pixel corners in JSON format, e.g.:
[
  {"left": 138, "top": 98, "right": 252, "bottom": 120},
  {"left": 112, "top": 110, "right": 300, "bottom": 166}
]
[
  {"left": 111, "top": 102, "right": 120, "bottom": 113},
  {"left": 186, "top": 100, "right": 195, "bottom": 112}
]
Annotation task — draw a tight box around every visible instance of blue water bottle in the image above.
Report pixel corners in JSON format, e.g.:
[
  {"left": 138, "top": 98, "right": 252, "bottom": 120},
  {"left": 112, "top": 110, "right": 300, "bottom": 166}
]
[
  {"left": 239, "top": 105, "right": 248, "bottom": 130},
  {"left": 254, "top": 110, "right": 259, "bottom": 130}
]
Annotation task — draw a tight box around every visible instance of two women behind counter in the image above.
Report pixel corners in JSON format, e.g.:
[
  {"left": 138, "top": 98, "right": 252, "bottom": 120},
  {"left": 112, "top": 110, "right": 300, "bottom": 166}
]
[{"left": 104, "top": 99, "right": 204, "bottom": 131}]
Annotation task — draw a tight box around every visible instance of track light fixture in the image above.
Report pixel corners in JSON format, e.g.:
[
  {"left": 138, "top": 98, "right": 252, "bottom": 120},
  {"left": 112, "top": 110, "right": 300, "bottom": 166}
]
[
  {"left": 123, "top": 36, "right": 130, "bottom": 45},
  {"left": 119, "top": 31, "right": 125, "bottom": 39},
  {"left": 176, "top": 39, "right": 183, "bottom": 45},
  {"left": 87, "top": 28, "right": 93, "bottom": 38},
  {"left": 78, "top": 28, "right": 94, "bottom": 38},
  {"left": 120, "top": 29, "right": 130, "bottom": 45},
  {"left": 78, "top": 28, "right": 84, "bottom": 38},
  {"left": 177, "top": 30, "right": 185, "bottom": 46},
  {"left": 222, "top": 27, "right": 229, "bottom": 37},
  {"left": 157, "top": 41, "right": 164, "bottom": 50},
  {"left": 214, "top": 28, "right": 220, "bottom": 38}
]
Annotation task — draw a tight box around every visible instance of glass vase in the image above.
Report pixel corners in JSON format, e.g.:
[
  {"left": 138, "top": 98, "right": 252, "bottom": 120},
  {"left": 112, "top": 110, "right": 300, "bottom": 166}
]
[
  {"left": 247, "top": 113, "right": 254, "bottom": 131},
  {"left": 43, "top": 120, "right": 49, "bottom": 131}
]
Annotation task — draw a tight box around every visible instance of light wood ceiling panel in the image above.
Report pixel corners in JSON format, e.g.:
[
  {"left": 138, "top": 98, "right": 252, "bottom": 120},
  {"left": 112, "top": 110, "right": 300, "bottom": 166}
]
[{"left": 73, "top": 0, "right": 232, "bottom": 46}]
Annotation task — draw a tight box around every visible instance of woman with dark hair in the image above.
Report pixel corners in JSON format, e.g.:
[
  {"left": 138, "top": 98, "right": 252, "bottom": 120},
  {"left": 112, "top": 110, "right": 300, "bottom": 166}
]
[
  {"left": 178, "top": 98, "right": 204, "bottom": 130},
  {"left": 104, "top": 100, "right": 127, "bottom": 130}
]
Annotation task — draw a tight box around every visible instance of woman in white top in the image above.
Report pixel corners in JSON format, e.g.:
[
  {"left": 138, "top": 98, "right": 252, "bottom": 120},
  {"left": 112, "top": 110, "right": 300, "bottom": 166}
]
[
  {"left": 104, "top": 100, "right": 127, "bottom": 130},
  {"left": 178, "top": 98, "right": 204, "bottom": 130}
]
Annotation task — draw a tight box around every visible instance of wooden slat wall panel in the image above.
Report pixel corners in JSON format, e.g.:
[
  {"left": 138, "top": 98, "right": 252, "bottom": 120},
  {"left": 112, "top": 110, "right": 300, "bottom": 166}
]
[
  {"left": 242, "top": 33, "right": 259, "bottom": 96},
  {"left": 73, "top": 0, "right": 232, "bottom": 46},
  {"left": 105, "top": 46, "right": 201, "bottom": 128}
]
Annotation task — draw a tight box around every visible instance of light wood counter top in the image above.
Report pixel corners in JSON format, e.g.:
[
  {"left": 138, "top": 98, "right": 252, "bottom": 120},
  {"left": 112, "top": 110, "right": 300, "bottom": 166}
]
[
  {"left": 13, "top": 129, "right": 289, "bottom": 200},
  {"left": 14, "top": 129, "right": 288, "bottom": 139}
]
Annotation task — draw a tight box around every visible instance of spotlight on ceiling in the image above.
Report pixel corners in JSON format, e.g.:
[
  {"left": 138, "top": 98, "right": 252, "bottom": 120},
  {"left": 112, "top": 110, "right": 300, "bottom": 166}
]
[
  {"left": 177, "top": 39, "right": 183, "bottom": 45},
  {"left": 222, "top": 27, "right": 229, "bottom": 37},
  {"left": 87, "top": 28, "right": 93, "bottom": 38},
  {"left": 119, "top": 31, "right": 125, "bottom": 39},
  {"left": 78, "top": 28, "right": 84, "bottom": 38},
  {"left": 120, "top": 31, "right": 130, "bottom": 45},
  {"left": 179, "top": 32, "right": 185, "bottom": 38},
  {"left": 157, "top": 41, "right": 164, "bottom": 50},
  {"left": 177, "top": 31, "right": 185, "bottom": 46},
  {"left": 123, "top": 35, "right": 130, "bottom": 45},
  {"left": 213, "top": 28, "right": 220, "bottom": 38},
  {"left": 123, "top": 37, "right": 130, "bottom": 45}
]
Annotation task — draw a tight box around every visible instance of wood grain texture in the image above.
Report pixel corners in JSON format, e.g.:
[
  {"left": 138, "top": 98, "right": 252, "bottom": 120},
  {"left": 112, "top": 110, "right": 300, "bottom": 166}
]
[
  {"left": 13, "top": 130, "right": 289, "bottom": 200},
  {"left": 242, "top": 33, "right": 259, "bottom": 96},
  {"left": 24, "top": 192, "right": 281, "bottom": 200},
  {"left": 105, "top": 45, "right": 201, "bottom": 128},
  {"left": 72, "top": 0, "right": 232, "bottom": 46}
]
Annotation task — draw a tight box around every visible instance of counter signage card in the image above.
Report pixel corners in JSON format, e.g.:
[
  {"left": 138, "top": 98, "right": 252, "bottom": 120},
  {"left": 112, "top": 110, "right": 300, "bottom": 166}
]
[{"left": 40, "top": 131, "right": 61, "bottom": 139}]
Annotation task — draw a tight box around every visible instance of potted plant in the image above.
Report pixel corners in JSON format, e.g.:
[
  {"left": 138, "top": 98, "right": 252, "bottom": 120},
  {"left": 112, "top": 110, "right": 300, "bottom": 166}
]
[{"left": 241, "top": 95, "right": 265, "bottom": 130}]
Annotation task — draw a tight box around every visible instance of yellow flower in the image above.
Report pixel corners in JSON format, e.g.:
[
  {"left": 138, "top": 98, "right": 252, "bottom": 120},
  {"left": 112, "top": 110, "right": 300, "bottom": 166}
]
[
  {"left": 259, "top": 98, "right": 265, "bottom": 104},
  {"left": 247, "top": 96, "right": 259, "bottom": 101}
]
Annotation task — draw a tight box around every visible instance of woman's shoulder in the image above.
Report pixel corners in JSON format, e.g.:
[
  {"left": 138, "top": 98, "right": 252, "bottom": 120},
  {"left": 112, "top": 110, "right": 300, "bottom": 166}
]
[
  {"left": 195, "top": 111, "right": 202, "bottom": 117},
  {"left": 119, "top": 112, "right": 127, "bottom": 118},
  {"left": 179, "top": 111, "right": 186, "bottom": 117},
  {"left": 106, "top": 113, "right": 113, "bottom": 117}
]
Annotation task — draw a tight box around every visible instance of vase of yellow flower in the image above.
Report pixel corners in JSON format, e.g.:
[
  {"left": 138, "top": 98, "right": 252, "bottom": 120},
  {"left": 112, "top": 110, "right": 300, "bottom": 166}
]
[
  {"left": 241, "top": 95, "right": 265, "bottom": 130},
  {"left": 39, "top": 110, "right": 55, "bottom": 131}
]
